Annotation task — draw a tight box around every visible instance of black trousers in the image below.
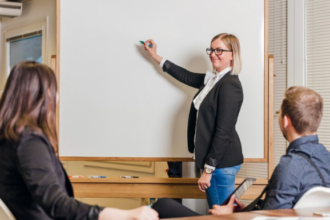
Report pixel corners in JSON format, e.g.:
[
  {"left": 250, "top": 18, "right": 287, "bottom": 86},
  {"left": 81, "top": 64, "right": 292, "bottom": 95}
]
[{"left": 152, "top": 198, "right": 201, "bottom": 219}]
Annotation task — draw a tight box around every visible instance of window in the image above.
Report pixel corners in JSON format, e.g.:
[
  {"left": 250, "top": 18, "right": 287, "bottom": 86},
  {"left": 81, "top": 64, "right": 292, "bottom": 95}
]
[
  {"left": 288, "top": 0, "right": 330, "bottom": 150},
  {"left": 3, "top": 19, "right": 47, "bottom": 75},
  {"left": 7, "top": 31, "right": 42, "bottom": 72},
  {"left": 305, "top": 0, "right": 330, "bottom": 149}
]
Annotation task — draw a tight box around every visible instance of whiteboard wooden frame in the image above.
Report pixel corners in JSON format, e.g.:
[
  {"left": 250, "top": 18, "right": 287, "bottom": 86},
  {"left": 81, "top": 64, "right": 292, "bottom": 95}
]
[{"left": 55, "top": 0, "right": 271, "bottom": 162}]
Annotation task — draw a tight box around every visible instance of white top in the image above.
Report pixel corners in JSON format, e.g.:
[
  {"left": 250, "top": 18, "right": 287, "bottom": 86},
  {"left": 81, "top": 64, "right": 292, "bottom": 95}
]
[{"left": 193, "top": 67, "right": 231, "bottom": 110}]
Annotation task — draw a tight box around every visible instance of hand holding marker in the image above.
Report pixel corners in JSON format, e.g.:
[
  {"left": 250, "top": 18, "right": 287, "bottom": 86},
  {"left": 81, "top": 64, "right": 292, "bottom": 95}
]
[{"left": 140, "top": 41, "right": 153, "bottom": 48}]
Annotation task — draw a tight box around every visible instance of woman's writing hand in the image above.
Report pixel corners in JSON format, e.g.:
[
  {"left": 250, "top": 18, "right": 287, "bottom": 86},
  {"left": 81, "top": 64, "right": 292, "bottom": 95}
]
[
  {"left": 198, "top": 171, "right": 212, "bottom": 192},
  {"left": 144, "top": 39, "right": 163, "bottom": 64}
]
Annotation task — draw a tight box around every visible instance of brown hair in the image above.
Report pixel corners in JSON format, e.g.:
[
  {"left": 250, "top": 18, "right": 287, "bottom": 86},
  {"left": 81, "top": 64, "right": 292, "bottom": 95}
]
[
  {"left": 0, "top": 61, "right": 58, "bottom": 153},
  {"left": 211, "top": 33, "right": 242, "bottom": 75},
  {"left": 281, "top": 86, "right": 323, "bottom": 134}
]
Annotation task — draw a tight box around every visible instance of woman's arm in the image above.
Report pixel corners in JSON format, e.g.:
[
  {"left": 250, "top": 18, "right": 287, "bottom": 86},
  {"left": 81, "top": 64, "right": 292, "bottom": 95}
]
[
  {"left": 163, "top": 61, "right": 205, "bottom": 89},
  {"left": 16, "top": 135, "right": 158, "bottom": 220},
  {"left": 144, "top": 39, "right": 205, "bottom": 89}
]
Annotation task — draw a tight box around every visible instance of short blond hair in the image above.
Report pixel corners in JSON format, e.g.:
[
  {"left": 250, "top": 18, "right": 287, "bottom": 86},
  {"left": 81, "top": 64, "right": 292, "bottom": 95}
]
[{"left": 211, "top": 33, "right": 242, "bottom": 75}]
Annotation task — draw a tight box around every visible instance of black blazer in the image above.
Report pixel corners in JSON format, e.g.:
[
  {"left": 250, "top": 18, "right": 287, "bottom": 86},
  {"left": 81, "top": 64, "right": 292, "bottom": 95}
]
[
  {"left": 163, "top": 61, "right": 244, "bottom": 169},
  {"left": 0, "top": 129, "right": 102, "bottom": 220}
]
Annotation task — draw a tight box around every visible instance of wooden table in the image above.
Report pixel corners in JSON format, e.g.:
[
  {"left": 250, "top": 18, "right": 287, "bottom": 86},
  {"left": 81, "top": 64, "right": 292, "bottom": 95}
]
[
  {"left": 70, "top": 178, "right": 267, "bottom": 199},
  {"left": 162, "top": 207, "right": 330, "bottom": 220}
]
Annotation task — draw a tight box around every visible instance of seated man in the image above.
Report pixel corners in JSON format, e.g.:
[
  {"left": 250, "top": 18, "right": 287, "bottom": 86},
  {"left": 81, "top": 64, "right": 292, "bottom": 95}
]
[{"left": 153, "top": 86, "right": 330, "bottom": 218}]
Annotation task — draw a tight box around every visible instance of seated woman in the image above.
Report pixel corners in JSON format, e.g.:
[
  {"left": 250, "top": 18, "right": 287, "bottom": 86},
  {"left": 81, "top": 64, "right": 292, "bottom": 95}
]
[{"left": 0, "top": 61, "right": 159, "bottom": 220}]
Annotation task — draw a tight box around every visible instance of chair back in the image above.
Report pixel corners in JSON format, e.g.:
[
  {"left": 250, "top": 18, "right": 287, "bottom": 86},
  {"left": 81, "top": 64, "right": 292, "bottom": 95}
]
[
  {"left": 294, "top": 186, "right": 330, "bottom": 209},
  {"left": 0, "top": 199, "right": 15, "bottom": 220}
]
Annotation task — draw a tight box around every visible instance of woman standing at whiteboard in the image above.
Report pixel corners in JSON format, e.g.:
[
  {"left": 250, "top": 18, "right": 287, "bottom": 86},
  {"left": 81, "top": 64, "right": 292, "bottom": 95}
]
[{"left": 144, "top": 33, "right": 244, "bottom": 208}]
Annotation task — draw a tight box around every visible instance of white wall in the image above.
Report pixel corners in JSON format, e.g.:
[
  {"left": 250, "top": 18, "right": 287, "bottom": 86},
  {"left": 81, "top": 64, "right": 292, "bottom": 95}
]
[{"left": 0, "top": 0, "right": 56, "bottom": 91}]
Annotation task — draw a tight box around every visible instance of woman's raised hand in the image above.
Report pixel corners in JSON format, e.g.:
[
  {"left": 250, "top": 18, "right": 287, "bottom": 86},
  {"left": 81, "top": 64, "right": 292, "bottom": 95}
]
[{"left": 144, "top": 39, "right": 163, "bottom": 64}]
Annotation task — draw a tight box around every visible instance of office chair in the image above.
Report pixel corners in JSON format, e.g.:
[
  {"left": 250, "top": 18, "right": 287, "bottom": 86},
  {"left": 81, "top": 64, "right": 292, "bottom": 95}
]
[
  {"left": 0, "top": 199, "right": 15, "bottom": 220},
  {"left": 294, "top": 186, "right": 330, "bottom": 209}
]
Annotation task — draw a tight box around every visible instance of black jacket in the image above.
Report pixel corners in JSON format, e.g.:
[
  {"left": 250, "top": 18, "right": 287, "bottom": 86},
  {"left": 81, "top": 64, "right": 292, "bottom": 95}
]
[
  {"left": 163, "top": 61, "right": 244, "bottom": 169},
  {"left": 0, "top": 129, "right": 102, "bottom": 220}
]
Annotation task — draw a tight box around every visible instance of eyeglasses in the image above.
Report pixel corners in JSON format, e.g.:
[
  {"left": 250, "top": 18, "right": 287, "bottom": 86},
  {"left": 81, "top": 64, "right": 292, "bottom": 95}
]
[{"left": 206, "top": 48, "right": 232, "bottom": 55}]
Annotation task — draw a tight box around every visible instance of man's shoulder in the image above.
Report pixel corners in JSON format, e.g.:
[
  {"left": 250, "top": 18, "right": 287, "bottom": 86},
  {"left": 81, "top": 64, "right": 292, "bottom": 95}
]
[
  {"left": 277, "top": 143, "right": 330, "bottom": 176},
  {"left": 275, "top": 153, "right": 307, "bottom": 178},
  {"left": 278, "top": 152, "right": 301, "bottom": 166}
]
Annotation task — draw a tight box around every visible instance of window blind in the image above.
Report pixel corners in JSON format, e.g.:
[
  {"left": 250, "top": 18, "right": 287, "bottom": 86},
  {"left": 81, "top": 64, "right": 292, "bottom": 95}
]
[{"left": 306, "top": 0, "right": 330, "bottom": 149}]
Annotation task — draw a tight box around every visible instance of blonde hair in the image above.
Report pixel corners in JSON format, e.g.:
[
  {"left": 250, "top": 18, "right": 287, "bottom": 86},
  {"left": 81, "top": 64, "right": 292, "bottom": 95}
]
[{"left": 211, "top": 33, "right": 242, "bottom": 75}]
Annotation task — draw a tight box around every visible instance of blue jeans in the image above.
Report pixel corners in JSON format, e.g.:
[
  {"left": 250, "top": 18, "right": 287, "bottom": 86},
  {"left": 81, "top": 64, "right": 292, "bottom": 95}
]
[{"left": 204, "top": 164, "right": 241, "bottom": 208}]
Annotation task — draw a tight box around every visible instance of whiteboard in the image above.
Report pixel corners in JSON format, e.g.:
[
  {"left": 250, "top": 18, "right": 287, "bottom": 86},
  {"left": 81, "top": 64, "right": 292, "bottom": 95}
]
[{"left": 59, "top": 0, "right": 264, "bottom": 159}]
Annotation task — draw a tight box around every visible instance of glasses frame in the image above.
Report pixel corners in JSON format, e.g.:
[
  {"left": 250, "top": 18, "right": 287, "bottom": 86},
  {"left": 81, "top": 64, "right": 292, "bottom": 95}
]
[{"left": 206, "top": 48, "right": 232, "bottom": 55}]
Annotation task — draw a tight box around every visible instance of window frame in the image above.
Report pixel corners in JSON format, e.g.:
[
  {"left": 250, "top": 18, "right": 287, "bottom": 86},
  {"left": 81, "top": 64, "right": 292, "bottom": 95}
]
[
  {"left": 3, "top": 18, "right": 48, "bottom": 76},
  {"left": 287, "top": 0, "right": 305, "bottom": 87}
]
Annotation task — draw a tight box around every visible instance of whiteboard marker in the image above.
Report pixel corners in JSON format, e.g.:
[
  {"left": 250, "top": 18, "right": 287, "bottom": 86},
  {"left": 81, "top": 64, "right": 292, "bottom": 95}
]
[
  {"left": 87, "top": 175, "right": 106, "bottom": 178},
  {"left": 139, "top": 41, "right": 153, "bottom": 48}
]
